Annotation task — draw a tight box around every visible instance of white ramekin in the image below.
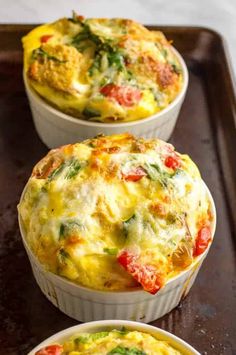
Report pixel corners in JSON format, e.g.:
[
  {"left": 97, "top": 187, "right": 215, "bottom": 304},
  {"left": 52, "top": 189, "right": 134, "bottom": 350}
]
[
  {"left": 18, "top": 182, "right": 216, "bottom": 324},
  {"left": 23, "top": 47, "right": 188, "bottom": 148},
  {"left": 28, "top": 320, "right": 200, "bottom": 355}
]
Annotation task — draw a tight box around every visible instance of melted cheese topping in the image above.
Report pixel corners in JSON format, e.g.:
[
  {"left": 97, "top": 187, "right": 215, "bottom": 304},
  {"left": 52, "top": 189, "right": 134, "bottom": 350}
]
[
  {"left": 18, "top": 134, "right": 212, "bottom": 292},
  {"left": 37, "top": 329, "right": 183, "bottom": 354},
  {"left": 22, "top": 15, "right": 183, "bottom": 122}
]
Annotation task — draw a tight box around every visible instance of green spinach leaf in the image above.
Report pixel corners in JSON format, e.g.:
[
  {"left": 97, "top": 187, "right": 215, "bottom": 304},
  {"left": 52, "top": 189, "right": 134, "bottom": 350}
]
[
  {"left": 59, "top": 221, "right": 82, "bottom": 240},
  {"left": 83, "top": 107, "right": 101, "bottom": 118},
  {"left": 57, "top": 248, "right": 70, "bottom": 263},
  {"left": 108, "top": 345, "right": 146, "bottom": 355},
  {"left": 48, "top": 162, "right": 66, "bottom": 181},
  {"left": 103, "top": 248, "right": 119, "bottom": 256},
  {"left": 123, "top": 214, "right": 136, "bottom": 238},
  {"left": 32, "top": 48, "right": 66, "bottom": 63},
  {"left": 65, "top": 159, "right": 81, "bottom": 179}
]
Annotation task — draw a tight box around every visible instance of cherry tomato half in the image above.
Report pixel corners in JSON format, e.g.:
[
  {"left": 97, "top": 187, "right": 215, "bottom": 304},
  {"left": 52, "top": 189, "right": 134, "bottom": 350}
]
[
  {"left": 117, "top": 250, "right": 163, "bottom": 294},
  {"left": 40, "top": 35, "right": 53, "bottom": 43},
  {"left": 100, "top": 84, "right": 142, "bottom": 107},
  {"left": 194, "top": 226, "right": 212, "bottom": 256},
  {"left": 164, "top": 154, "right": 181, "bottom": 170},
  {"left": 36, "top": 344, "right": 63, "bottom": 355}
]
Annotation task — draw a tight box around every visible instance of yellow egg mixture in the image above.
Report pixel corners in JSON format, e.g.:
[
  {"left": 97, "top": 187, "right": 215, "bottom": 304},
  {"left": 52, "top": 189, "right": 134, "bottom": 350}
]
[
  {"left": 35, "top": 329, "right": 183, "bottom": 354},
  {"left": 18, "top": 134, "right": 212, "bottom": 294},
  {"left": 22, "top": 13, "right": 183, "bottom": 122}
]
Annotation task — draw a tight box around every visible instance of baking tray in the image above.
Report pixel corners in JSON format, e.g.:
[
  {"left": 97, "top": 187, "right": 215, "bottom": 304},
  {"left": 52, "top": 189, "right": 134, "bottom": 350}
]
[{"left": 0, "top": 25, "right": 235, "bottom": 355}]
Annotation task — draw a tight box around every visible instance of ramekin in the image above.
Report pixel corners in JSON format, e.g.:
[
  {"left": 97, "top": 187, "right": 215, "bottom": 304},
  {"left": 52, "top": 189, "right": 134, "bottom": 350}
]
[
  {"left": 23, "top": 47, "right": 188, "bottom": 148},
  {"left": 28, "top": 320, "right": 200, "bottom": 355},
  {"left": 18, "top": 182, "right": 216, "bottom": 323}
]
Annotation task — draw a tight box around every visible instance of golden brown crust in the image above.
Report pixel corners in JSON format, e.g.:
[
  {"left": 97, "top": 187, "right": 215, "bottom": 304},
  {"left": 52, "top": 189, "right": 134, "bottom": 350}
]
[
  {"left": 172, "top": 241, "right": 194, "bottom": 268},
  {"left": 156, "top": 62, "right": 177, "bottom": 88},
  {"left": 28, "top": 44, "right": 83, "bottom": 93},
  {"left": 32, "top": 153, "right": 63, "bottom": 179}
]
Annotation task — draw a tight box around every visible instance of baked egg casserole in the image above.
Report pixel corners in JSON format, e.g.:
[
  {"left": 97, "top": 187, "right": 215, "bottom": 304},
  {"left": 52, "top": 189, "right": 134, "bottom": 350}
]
[
  {"left": 35, "top": 329, "right": 183, "bottom": 355},
  {"left": 22, "top": 13, "right": 183, "bottom": 123},
  {"left": 18, "top": 134, "right": 213, "bottom": 294}
]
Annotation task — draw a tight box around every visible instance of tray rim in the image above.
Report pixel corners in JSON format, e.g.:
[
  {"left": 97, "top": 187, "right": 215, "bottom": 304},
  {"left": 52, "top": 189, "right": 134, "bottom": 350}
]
[{"left": 0, "top": 24, "right": 236, "bottom": 354}]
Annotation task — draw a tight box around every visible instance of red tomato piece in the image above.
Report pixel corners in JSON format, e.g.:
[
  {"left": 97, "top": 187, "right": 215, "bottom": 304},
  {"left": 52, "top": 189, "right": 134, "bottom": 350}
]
[
  {"left": 194, "top": 226, "right": 212, "bottom": 256},
  {"left": 76, "top": 15, "right": 85, "bottom": 21},
  {"left": 117, "top": 250, "right": 163, "bottom": 294},
  {"left": 40, "top": 35, "right": 53, "bottom": 43},
  {"left": 122, "top": 166, "right": 147, "bottom": 182},
  {"left": 100, "top": 84, "right": 114, "bottom": 96},
  {"left": 36, "top": 344, "right": 63, "bottom": 355},
  {"left": 164, "top": 154, "right": 181, "bottom": 169},
  {"left": 100, "top": 84, "right": 142, "bottom": 107},
  {"left": 117, "top": 250, "right": 137, "bottom": 267}
]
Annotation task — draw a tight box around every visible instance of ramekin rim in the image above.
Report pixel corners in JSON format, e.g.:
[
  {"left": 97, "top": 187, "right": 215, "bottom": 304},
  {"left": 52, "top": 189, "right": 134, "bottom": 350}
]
[
  {"left": 18, "top": 180, "right": 216, "bottom": 297},
  {"left": 23, "top": 46, "right": 189, "bottom": 128},
  {"left": 28, "top": 319, "right": 200, "bottom": 355}
]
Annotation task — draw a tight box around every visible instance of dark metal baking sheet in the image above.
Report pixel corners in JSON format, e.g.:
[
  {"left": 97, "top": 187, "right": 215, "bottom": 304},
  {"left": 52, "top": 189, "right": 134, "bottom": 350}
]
[{"left": 0, "top": 25, "right": 235, "bottom": 355}]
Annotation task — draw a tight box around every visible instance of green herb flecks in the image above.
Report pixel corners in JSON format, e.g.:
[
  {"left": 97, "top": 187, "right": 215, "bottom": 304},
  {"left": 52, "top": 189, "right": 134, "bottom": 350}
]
[
  {"left": 103, "top": 247, "right": 118, "bottom": 256},
  {"left": 108, "top": 345, "right": 147, "bottom": 355},
  {"left": 73, "top": 335, "right": 88, "bottom": 345},
  {"left": 171, "top": 62, "right": 182, "bottom": 75},
  {"left": 150, "top": 88, "right": 165, "bottom": 105},
  {"left": 32, "top": 48, "right": 67, "bottom": 63},
  {"left": 41, "top": 185, "right": 48, "bottom": 193},
  {"left": 59, "top": 224, "right": 66, "bottom": 239},
  {"left": 107, "top": 50, "right": 125, "bottom": 71},
  {"left": 88, "top": 54, "right": 101, "bottom": 75},
  {"left": 123, "top": 214, "right": 136, "bottom": 238},
  {"left": 74, "top": 331, "right": 109, "bottom": 345},
  {"left": 90, "top": 331, "right": 109, "bottom": 341},
  {"left": 57, "top": 248, "right": 70, "bottom": 264},
  {"left": 59, "top": 220, "right": 83, "bottom": 240},
  {"left": 83, "top": 107, "right": 101, "bottom": 119},
  {"left": 144, "top": 163, "right": 161, "bottom": 181},
  {"left": 65, "top": 159, "right": 81, "bottom": 179},
  {"left": 89, "top": 48, "right": 125, "bottom": 75},
  {"left": 99, "top": 76, "right": 112, "bottom": 87},
  {"left": 125, "top": 70, "right": 134, "bottom": 82},
  {"left": 87, "top": 141, "right": 96, "bottom": 148},
  {"left": 71, "top": 23, "right": 102, "bottom": 49},
  {"left": 48, "top": 158, "right": 83, "bottom": 181},
  {"left": 145, "top": 163, "right": 172, "bottom": 188},
  {"left": 71, "top": 20, "right": 126, "bottom": 75},
  {"left": 48, "top": 162, "right": 66, "bottom": 181},
  {"left": 116, "top": 327, "right": 129, "bottom": 335},
  {"left": 161, "top": 48, "right": 168, "bottom": 59}
]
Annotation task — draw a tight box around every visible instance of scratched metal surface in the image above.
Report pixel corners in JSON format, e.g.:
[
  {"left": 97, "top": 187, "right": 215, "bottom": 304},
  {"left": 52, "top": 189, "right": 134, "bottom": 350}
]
[{"left": 0, "top": 26, "right": 235, "bottom": 355}]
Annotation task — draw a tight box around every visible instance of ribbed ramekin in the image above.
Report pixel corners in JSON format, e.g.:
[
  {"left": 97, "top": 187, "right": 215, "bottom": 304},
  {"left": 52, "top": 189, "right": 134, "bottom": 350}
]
[
  {"left": 28, "top": 320, "right": 200, "bottom": 355},
  {"left": 18, "top": 183, "right": 216, "bottom": 324},
  {"left": 23, "top": 47, "right": 188, "bottom": 149}
]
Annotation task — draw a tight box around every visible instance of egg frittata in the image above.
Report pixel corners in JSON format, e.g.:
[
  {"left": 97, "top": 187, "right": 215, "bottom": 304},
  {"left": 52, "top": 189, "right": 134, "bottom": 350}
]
[
  {"left": 22, "top": 13, "right": 183, "bottom": 122},
  {"left": 35, "top": 329, "right": 183, "bottom": 355},
  {"left": 18, "top": 134, "right": 212, "bottom": 294}
]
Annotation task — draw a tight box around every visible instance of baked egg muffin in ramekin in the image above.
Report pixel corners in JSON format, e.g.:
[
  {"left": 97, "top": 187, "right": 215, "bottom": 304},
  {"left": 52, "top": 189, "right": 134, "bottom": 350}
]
[
  {"left": 29, "top": 320, "right": 200, "bottom": 355},
  {"left": 22, "top": 13, "right": 188, "bottom": 147},
  {"left": 18, "top": 134, "right": 216, "bottom": 322}
]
